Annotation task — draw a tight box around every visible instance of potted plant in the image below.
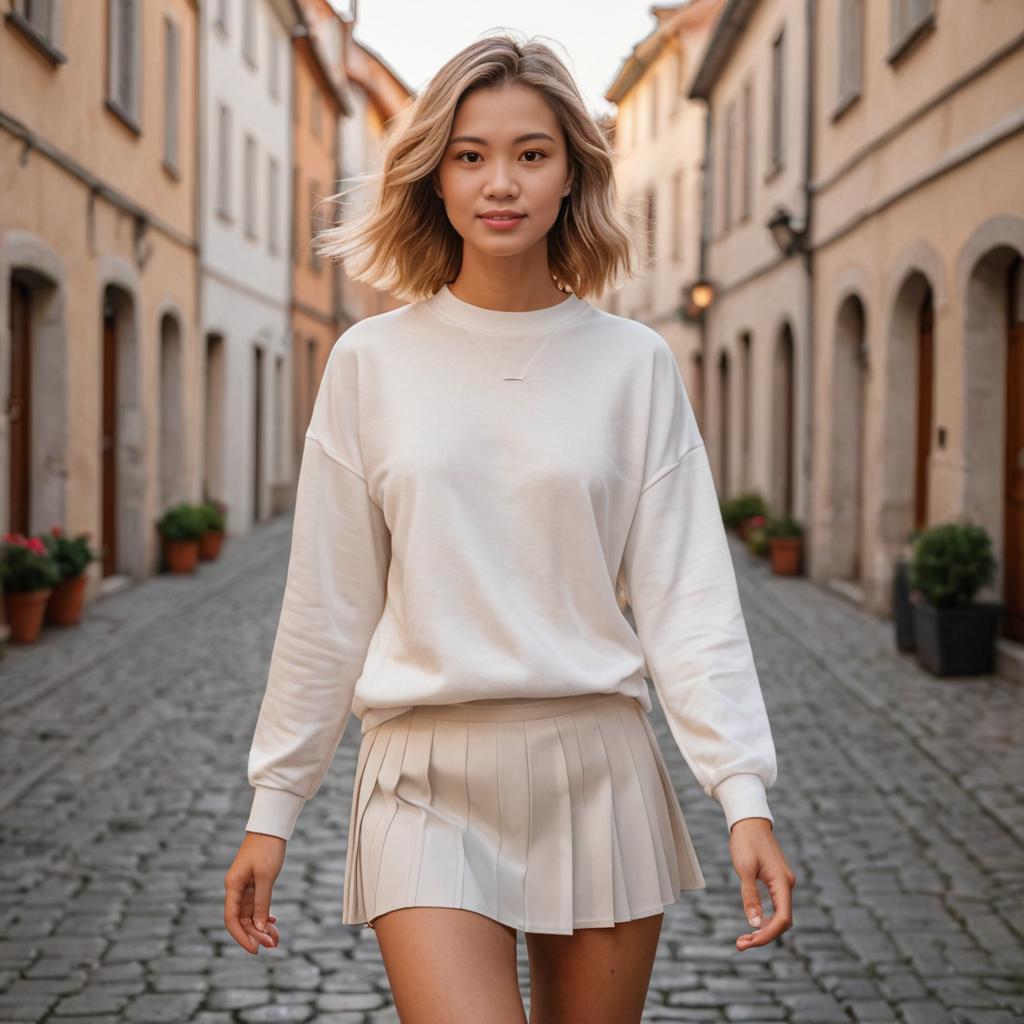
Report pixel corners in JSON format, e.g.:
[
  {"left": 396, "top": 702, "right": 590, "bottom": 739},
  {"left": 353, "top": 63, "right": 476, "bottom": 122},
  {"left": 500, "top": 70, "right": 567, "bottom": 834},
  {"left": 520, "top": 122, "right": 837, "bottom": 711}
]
[
  {"left": 908, "top": 520, "right": 1002, "bottom": 676},
  {"left": 156, "top": 503, "right": 206, "bottom": 574},
  {"left": 747, "top": 517, "right": 771, "bottom": 559},
  {"left": 765, "top": 515, "right": 804, "bottom": 576},
  {"left": 0, "top": 532, "right": 61, "bottom": 643},
  {"left": 198, "top": 501, "right": 227, "bottom": 561},
  {"left": 733, "top": 493, "right": 769, "bottom": 541},
  {"left": 892, "top": 528, "right": 923, "bottom": 653},
  {"left": 42, "top": 527, "right": 99, "bottom": 626}
]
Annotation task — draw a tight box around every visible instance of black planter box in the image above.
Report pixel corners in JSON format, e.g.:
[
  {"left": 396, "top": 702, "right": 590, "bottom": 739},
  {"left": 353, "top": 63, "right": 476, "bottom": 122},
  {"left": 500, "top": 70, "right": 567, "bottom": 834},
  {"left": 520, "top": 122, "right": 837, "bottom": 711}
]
[
  {"left": 911, "top": 600, "right": 1004, "bottom": 676},
  {"left": 892, "top": 560, "right": 916, "bottom": 652}
]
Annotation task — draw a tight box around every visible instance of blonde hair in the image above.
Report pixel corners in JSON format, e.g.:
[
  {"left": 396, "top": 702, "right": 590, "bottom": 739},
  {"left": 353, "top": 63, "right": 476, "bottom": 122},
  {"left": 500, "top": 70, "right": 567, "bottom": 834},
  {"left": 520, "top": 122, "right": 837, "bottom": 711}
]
[{"left": 313, "top": 31, "right": 639, "bottom": 303}]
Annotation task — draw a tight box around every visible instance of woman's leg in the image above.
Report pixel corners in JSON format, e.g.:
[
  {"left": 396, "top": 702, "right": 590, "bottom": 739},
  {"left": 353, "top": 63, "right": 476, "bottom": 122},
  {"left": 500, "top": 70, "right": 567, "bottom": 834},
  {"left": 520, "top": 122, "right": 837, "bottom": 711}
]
[
  {"left": 524, "top": 911, "right": 664, "bottom": 1024},
  {"left": 372, "top": 907, "right": 527, "bottom": 1024}
]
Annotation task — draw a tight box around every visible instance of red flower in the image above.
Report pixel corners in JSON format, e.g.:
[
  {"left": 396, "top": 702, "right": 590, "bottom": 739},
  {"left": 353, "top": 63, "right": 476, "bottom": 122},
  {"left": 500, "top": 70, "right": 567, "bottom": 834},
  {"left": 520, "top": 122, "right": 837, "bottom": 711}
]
[
  {"left": 51, "top": 525, "right": 63, "bottom": 536},
  {"left": 750, "top": 515, "right": 766, "bottom": 527}
]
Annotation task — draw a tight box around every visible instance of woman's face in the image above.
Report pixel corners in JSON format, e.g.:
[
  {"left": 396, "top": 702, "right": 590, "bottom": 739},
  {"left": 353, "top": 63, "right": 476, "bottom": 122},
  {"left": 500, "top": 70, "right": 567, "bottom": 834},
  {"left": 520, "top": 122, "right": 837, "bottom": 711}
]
[{"left": 434, "top": 83, "right": 573, "bottom": 262}]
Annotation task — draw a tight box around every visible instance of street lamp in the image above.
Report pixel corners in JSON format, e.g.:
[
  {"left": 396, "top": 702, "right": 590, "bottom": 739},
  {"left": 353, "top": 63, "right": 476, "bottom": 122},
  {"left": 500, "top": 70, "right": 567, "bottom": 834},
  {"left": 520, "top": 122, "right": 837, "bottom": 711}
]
[
  {"left": 767, "top": 206, "right": 807, "bottom": 256},
  {"left": 680, "top": 277, "right": 715, "bottom": 323}
]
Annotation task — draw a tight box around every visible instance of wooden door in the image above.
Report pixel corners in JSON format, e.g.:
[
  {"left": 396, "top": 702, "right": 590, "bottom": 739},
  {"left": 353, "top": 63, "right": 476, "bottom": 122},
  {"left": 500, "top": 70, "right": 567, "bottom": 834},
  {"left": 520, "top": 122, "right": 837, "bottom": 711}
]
[
  {"left": 8, "top": 280, "right": 31, "bottom": 536},
  {"left": 914, "top": 295, "right": 934, "bottom": 531},
  {"left": 1005, "top": 319, "right": 1023, "bottom": 640},
  {"left": 101, "top": 304, "right": 118, "bottom": 577}
]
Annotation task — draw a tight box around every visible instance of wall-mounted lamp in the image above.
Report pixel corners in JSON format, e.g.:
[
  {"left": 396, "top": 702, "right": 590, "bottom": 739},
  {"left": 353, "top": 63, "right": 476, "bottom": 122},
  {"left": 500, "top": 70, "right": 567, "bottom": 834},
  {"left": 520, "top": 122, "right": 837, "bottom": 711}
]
[
  {"left": 680, "top": 277, "right": 715, "bottom": 323},
  {"left": 767, "top": 206, "right": 807, "bottom": 256}
]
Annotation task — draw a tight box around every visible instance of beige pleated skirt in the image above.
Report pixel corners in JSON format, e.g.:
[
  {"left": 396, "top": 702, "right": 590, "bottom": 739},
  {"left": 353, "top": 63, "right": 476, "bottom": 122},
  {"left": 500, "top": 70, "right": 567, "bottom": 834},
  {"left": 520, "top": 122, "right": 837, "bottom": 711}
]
[{"left": 341, "top": 691, "right": 707, "bottom": 935}]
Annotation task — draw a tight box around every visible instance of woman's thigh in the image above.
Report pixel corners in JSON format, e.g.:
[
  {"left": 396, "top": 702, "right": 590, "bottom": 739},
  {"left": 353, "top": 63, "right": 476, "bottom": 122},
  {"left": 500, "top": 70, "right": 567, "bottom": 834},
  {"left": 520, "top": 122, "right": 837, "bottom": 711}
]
[
  {"left": 524, "top": 912, "right": 664, "bottom": 1024},
  {"left": 371, "top": 907, "right": 526, "bottom": 1024}
]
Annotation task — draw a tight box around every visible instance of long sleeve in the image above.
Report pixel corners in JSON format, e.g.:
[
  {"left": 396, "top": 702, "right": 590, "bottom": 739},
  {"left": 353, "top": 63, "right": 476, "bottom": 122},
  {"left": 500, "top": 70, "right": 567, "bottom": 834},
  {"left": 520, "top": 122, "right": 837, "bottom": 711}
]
[
  {"left": 245, "top": 341, "right": 391, "bottom": 841},
  {"left": 621, "top": 343, "right": 777, "bottom": 835}
]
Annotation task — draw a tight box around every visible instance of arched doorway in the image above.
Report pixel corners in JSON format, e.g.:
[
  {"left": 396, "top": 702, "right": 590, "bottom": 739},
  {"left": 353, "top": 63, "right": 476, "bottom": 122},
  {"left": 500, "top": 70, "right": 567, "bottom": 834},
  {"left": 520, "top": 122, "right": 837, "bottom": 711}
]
[
  {"left": 963, "top": 244, "right": 1024, "bottom": 642},
  {"left": 158, "top": 312, "right": 185, "bottom": 511},
  {"left": 771, "top": 323, "right": 796, "bottom": 517},
  {"left": 203, "top": 332, "right": 226, "bottom": 510},
  {"left": 101, "top": 284, "right": 142, "bottom": 578},
  {"left": 717, "top": 349, "right": 731, "bottom": 492},
  {"left": 4, "top": 254, "right": 67, "bottom": 539},
  {"left": 883, "top": 270, "right": 935, "bottom": 552},
  {"left": 831, "top": 294, "right": 869, "bottom": 582}
]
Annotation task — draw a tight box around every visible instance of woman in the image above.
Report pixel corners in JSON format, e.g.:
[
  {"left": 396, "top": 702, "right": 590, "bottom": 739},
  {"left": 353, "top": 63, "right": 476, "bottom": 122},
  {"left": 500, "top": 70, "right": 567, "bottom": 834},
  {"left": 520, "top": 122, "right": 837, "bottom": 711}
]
[{"left": 224, "top": 32, "right": 795, "bottom": 1024}]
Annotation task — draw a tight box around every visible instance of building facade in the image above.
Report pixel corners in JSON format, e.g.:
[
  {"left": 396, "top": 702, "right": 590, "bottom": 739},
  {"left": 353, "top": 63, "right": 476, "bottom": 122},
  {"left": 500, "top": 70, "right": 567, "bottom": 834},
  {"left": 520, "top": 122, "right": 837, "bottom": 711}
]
[
  {"left": 1, "top": 0, "right": 200, "bottom": 589},
  {"left": 199, "top": 0, "right": 297, "bottom": 530},
  {"left": 601, "top": 0, "right": 724, "bottom": 425}
]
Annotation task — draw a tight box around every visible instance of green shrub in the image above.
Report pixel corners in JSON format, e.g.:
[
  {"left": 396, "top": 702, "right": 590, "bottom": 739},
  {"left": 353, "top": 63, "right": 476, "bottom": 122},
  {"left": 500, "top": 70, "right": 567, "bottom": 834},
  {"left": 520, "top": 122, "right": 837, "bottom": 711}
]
[
  {"left": 0, "top": 533, "right": 61, "bottom": 593},
  {"left": 41, "top": 527, "right": 98, "bottom": 580},
  {"left": 157, "top": 503, "right": 207, "bottom": 541},
  {"left": 908, "top": 520, "right": 996, "bottom": 607},
  {"left": 197, "top": 501, "right": 226, "bottom": 533},
  {"left": 764, "top": 514, "right": 803, "bottom": 539}
]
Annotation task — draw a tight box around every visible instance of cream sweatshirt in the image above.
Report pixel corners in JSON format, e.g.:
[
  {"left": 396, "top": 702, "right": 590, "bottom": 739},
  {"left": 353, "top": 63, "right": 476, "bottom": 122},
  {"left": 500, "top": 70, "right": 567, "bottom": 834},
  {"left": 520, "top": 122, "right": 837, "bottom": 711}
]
[{"left": 245, "top": 283, "right": 778, "bottom": 841}]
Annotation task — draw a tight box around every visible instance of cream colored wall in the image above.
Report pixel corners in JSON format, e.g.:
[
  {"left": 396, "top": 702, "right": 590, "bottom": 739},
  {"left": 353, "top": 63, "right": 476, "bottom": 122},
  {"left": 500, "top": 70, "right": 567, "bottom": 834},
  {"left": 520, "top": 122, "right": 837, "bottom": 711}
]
[
  {"left": 604, "top": 10, "right": 719, "bottom": 421},
  {"left": 811, "top": 0, "right": 1024, "bottom": 613},
  {"left": 0, "top": 1, "right": 199, "bottom": 592},
  {"left": 702, "top": 0, "right": 811, "bottom": 513}
]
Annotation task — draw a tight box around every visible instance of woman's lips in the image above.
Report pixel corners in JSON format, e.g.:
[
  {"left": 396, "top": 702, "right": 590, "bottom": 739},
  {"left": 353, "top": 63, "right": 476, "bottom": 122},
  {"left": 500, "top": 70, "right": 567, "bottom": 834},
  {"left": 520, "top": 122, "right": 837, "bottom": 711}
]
[{"left": 478, "top": 214, "right": 525, "bottom": 230}]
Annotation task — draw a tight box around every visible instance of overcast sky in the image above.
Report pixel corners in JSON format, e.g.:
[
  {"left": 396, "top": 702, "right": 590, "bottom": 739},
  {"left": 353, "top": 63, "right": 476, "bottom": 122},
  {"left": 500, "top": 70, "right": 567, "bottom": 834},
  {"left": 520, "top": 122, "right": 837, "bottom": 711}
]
[{"left": 331, "top": 0, "right": 668, "bottom": 120}]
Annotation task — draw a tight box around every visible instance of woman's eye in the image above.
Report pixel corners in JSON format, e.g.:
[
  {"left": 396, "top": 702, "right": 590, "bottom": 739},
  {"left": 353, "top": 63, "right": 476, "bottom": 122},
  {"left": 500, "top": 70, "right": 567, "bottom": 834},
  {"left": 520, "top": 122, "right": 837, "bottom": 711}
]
[{"left": 455, "top": 151, "right": 546, "bottom": 164}]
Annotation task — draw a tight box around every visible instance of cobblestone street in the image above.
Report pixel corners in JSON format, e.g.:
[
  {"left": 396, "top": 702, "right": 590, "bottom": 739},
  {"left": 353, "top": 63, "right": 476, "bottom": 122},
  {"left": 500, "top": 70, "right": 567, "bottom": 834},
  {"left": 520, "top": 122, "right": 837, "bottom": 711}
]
[{"left": 1, "top": 517, "right": 1023, "bottom": 1023}]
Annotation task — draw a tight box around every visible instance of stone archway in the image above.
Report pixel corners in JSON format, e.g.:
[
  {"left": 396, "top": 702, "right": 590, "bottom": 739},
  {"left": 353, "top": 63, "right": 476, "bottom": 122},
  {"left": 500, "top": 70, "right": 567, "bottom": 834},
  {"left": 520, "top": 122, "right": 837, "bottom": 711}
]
[
  {"left": 0, "top": 231, "right": 69, "bottom": 537},
  {"left": 958, "top": 217, "right": 1024, "bottom": 638},
  {"left": 99, "top": 255, "right": 144, "bottom": 579},
  {"left": 770, "top": 322, "right": 796, "bottom": 518},
  {"left": 158, "top": 309, "right": 186, "bottom": 511},
  {"left": 830, "top": 292, "right": 869, "bottom": 583}
]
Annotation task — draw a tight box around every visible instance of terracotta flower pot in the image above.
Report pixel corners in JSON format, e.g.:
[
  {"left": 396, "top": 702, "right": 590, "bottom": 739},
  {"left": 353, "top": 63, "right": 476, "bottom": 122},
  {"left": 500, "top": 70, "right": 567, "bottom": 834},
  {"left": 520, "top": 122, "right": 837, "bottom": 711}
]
[
  {"left": 4, "top": 588, "right": 52, "bottom": 643},
  {"left": 163, "top": 537, "right": 200, "bottom": 573},
  {"left": 199, "top": 529, "right": 224, "bottom": 561},
  {"left": 45, "top": 573, "right": 88, "bottom": 626},
  {"left": 769, "top": 537, "right": 802, "bottom": 575}
]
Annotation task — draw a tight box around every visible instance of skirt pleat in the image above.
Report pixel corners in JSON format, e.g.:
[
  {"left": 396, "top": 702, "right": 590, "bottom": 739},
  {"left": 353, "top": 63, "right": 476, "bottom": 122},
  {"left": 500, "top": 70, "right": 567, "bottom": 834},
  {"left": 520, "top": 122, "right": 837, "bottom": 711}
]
[{"left": 341, "top": 691, "right": 706, "bottom": 935}]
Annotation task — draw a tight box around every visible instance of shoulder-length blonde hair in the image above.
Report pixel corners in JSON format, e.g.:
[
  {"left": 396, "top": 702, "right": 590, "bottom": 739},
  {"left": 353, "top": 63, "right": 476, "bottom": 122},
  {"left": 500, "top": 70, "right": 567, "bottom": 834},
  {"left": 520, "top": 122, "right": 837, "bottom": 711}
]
[{"left": 314, "top": 31, "right": 639, "bottom": 303}]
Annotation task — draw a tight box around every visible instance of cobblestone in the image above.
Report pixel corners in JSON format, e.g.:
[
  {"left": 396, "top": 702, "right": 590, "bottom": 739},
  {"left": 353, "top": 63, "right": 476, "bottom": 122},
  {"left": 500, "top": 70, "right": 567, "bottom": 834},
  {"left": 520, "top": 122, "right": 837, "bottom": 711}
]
[{"left": 1, "top": 520, "right": 1023, "bottom": 1020}]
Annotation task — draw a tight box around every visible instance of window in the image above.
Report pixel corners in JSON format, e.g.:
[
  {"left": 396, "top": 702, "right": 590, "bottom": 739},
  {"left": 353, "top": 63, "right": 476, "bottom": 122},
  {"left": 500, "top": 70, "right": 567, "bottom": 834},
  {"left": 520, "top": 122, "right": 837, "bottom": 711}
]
[
  {"left": 268, "top": 28, "right": 280, "bottom": 99},
  {"left": 163, "top": 17, "right": 181, "bottom": 175},
  {"left": 268, "top": 155, "right": 280, "bottom": 255},
  {"left": 311, "top": 89, "right": 323, "bottom": 139},
  {"left": 309, "top": 180, "right": 322, "bottom": 271},
  {"left": 645, "top": 188, "right": 656, "bottom": 260},
  {"left": 837, "top": 0, "right": 863, "bottom": 114},
  {"left": 723, "top": 99, "right": 736, "bottom": 231},
  {"left": 292, "top": 170, "right": 301, "bottom": 263},
  {"left": 671, "top": 168, "right": 684, "bottom": 262},
  {"left": 741, "top": 78, "right": 753, "bottom": 219},
  {"left": 769, "top": 28, "right": 785, "bottom": 175},
  {"left": 242, "top": 0, "right": 256, "bottom": 68},
  {"left": 8, "top": 0, "right": 65, "bottom": 62},
  {"left": 650, "top": 75, "right": 658, "bottom": 142},
  {"left": 889, "top": 0, "right": 934, "bottom": 59},
  {"left": 214, "top": 0, "right": 229, "bottom": 35},
  {"left": 107, "top": 0, "right": 142, "bottom": 127},
  {"left": 216, "top": 103, "right": 232, "bottom": 219},
  {"left": 244, "top": 134, "right": 258, "bottom": 238}
]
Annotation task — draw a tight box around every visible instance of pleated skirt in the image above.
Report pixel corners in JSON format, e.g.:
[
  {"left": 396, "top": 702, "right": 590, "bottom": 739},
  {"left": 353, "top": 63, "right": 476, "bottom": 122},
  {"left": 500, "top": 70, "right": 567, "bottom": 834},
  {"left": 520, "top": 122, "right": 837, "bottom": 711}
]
[{"left": 341, "top": 691, "right": 706, "bottom": 935}]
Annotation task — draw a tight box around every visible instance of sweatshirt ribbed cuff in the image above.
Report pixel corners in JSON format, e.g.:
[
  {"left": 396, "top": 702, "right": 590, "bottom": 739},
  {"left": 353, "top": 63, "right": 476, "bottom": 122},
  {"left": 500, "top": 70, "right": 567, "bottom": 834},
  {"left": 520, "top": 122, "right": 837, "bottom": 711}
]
[
  {"left": 713, "top": 773, "right": 774, "bottom": 834},
  {"left": 245, "top": 786, "right": 307, "bottom": 841}
]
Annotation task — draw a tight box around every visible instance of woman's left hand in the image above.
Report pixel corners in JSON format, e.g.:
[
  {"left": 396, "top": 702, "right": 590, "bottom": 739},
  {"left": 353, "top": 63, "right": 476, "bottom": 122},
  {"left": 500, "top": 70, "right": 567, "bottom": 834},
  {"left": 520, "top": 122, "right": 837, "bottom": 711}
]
[{"left": 727, "top": 817, "right": 796, "bottom": 950}]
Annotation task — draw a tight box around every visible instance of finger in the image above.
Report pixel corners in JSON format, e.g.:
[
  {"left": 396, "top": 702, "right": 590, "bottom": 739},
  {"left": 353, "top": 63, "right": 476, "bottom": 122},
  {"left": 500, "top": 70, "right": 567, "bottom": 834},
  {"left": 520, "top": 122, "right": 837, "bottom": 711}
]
[
  {"left": 252, "top": 876, "right": 274, "bottom": 933},
  {"left": 737, "top": 871, "right": 793, "bottom": 949},
  {"left": 224, "top": 877, "right": 259, "bottom": 954},
  {"left": 739, "top": 875, "right": 763, "bottom": 929}
]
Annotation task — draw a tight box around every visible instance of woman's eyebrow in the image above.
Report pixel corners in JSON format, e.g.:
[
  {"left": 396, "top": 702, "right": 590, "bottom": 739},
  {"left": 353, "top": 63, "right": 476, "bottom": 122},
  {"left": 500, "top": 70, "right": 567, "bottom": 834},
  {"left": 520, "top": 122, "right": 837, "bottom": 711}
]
[{"left": 448, "top": 132, "right": 556, "bottom": 146}]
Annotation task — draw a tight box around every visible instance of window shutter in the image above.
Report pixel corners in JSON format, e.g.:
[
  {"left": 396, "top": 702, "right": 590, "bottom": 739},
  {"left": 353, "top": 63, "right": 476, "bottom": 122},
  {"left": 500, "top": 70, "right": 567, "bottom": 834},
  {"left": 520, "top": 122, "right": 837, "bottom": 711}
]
[{"left": 164, "top": 17, "right": 181, "bottom": 171}]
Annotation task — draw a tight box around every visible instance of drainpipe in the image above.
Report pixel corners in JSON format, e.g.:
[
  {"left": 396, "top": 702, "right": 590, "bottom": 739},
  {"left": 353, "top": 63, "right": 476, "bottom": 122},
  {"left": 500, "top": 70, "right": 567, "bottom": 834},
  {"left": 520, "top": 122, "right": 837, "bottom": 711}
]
[
  {"left": 803, "top": 0, "right": 816, "bottom": 572},
  {"left": 698, "top": 102, "right": 713, "bottom": 435}
]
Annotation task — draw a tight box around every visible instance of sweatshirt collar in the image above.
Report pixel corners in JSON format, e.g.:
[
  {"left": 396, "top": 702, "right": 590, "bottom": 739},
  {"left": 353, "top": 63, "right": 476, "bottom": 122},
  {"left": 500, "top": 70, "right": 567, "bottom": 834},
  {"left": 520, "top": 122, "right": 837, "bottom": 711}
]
[{"left": 426, "top": 282, "right": 589, "bottom": 335}]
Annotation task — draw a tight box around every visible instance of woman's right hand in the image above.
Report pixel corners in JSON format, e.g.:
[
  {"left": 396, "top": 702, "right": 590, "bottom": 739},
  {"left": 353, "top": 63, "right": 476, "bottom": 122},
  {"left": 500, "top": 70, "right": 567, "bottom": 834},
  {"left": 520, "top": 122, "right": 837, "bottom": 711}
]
[{"left": 224, "top": 832, "right": 286, "bottom": 954}]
